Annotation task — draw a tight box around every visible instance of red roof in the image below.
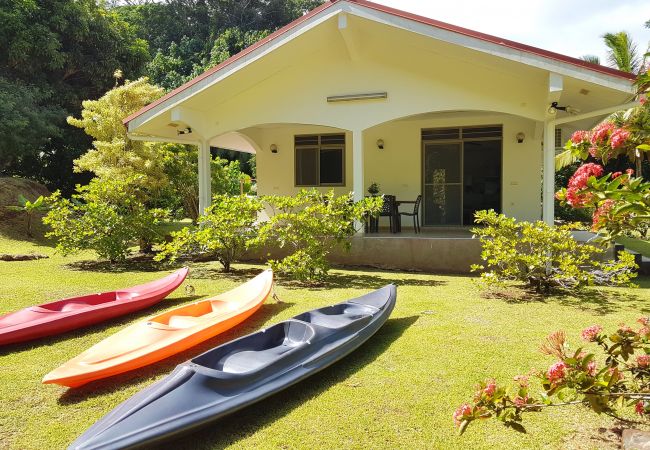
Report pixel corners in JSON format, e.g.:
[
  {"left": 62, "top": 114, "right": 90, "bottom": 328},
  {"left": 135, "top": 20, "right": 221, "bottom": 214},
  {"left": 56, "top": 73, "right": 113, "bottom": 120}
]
[{"left": 124, "top": 0, "right": 636, "bottom": 126}]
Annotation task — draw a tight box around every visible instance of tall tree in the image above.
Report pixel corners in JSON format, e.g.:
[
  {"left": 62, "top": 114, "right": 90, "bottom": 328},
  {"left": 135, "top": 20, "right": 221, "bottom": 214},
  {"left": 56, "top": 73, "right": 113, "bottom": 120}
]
[
  {"left": 602, "top": 31, "right": 642, "bottom": 74},
  {"left": 0, "top": 0, "right": 150, "bottom": 194}
]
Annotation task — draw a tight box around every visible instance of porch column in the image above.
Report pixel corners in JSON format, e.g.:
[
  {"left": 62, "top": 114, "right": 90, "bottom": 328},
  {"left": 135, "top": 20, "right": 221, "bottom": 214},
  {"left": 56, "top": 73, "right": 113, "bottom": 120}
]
[
  {"left": 352, "top": 129, "right": 364, "bottom": 202},
  {"left": 542, "top": 121, "right": 555, "bottom": 225},
  {"left": 198, "top": 139, "right": 212, "bottom": 215}
]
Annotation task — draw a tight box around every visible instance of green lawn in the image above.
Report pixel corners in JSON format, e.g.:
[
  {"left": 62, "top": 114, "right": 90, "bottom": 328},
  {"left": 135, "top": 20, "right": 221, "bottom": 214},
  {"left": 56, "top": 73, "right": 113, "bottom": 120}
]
[{"left": 0, "top": 235, "right": 649, "bottom": 449}]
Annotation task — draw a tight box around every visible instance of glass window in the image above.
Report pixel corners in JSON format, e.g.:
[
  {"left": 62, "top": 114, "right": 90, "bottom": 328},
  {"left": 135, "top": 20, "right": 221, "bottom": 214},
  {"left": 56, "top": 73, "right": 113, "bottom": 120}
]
[{"left": 295, "top": 134, "right": 345, "bottom": 186}]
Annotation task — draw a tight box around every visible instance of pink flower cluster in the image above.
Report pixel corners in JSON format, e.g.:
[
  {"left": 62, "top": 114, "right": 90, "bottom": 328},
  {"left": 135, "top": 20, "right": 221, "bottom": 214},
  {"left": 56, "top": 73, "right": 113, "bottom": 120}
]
[
  {"left": 565, "top": 163, "right": 604, "bottom": 207},
  {"left": 592, "top": 200, "right": 615, "bottom": 231},
  {"left": 637, "top": 354, "right": 650, "bottom": 368},
  {"left": 610, "top": 128, "right": 631, "bottom": 149},
  {"left": 453, "top": 403, "right": 472, "bottom": 427},
  {"left": 591, "top": 122, "right": 615, "bottom": 144},
  {"left": 638, "top": 317, "right": 650, "bottom": 326},
  {"left": 512, "top": 396, "right": 528, "bottom": 407},
  {"left": 636, "top": 401, "right": 646, "bottom": 416},
  {"left": 586, "top": 360, "right": 597, "bottom": 377},
  {"left": 483, "top": 379, "right": 497, "bottom": 397},
  {"left": 581, "top": 325, "right": 603, "bottom": 342},
  {"left": 547, "top": 361, "right": 567, "bottom": 384},
  {"left": 570, "top": 130, "right": 590, "bottom": 144}
]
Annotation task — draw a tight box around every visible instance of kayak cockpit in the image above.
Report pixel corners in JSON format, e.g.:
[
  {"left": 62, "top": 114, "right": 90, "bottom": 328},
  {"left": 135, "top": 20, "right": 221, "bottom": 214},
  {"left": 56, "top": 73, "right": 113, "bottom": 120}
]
[
  {"left": 199, "top": 320, "right": 316, "bottom": 374},
  {"left": 148, "top": 300, "right": 234, "bottom": 329},
  {"left": 33, "top": 292, "right": 127, "bottom": 312},
  {"left": 191, "top": 301, "right": 379, "bottom": 376}
]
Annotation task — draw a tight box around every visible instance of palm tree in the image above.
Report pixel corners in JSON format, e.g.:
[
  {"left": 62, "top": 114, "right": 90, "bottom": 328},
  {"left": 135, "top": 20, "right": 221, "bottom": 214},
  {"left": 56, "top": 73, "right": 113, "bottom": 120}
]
[
  {"left": 580, "top": 54, "right": 601, "bottom": 65},
  {"left": 602, "top": 31, "right": 642, "bottom": 74}
]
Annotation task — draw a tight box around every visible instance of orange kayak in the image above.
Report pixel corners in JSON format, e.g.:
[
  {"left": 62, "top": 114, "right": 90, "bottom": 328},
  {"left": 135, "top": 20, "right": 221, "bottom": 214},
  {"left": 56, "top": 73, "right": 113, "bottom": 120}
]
[{"left": 43, "top": 269, "right": 273, "bottom": 388}]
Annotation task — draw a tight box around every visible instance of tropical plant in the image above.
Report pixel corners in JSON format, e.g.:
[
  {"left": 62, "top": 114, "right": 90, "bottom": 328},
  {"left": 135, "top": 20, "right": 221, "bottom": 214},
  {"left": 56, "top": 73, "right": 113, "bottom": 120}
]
[
  {"left": 603, "top": 31, "right": 643, "bottom": 74},
  {"left": 43, "top": 177, "right": 168, "bottom": 262},
  {"left": 161, "top": 145, "right": 253, "bottom": 221},
  {"left": 454, "top": 320, "right": 650, "bottom": 435},
  {"left": 470, "top": 210, "right": 637, "bottom": 294},
  {"left": 5, "top": 195, "right": 48, "bottom": 237},
  {"left": 156, "top": 194, "right": 263, "bottom": 271},
  {"left": 67, "top": 77, "right": 167, "bottom": 192},
  {"left": 258, "top": 190, "right": 383, "bottom": 283},
  {"left": 367, "top": 182, "right": 380, "bottom": 196}
]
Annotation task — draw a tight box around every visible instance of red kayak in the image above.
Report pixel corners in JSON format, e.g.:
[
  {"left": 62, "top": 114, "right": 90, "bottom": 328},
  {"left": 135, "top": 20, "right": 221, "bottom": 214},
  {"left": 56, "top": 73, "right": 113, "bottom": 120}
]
[{"left": 0, "top": 268, "right": 188, "bottom": 346}]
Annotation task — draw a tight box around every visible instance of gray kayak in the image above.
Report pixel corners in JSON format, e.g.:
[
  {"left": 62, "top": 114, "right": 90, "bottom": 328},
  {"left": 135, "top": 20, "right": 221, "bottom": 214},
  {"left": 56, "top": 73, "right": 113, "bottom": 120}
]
[{"left": 69, "top": 284, "right": 397, "bottom": 450}]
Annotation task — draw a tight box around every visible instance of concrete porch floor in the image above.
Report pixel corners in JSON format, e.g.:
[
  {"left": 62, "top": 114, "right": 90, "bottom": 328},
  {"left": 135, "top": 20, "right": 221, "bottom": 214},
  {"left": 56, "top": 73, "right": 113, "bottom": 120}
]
[{"left": 328, "top": 227, "right": 480, "bottom": 273}]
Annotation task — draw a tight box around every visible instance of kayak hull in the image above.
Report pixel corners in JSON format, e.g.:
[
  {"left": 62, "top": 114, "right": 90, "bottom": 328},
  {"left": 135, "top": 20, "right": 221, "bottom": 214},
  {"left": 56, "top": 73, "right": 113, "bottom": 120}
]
[
  {"left": 68, "top": 284, "right": 396, "bottom": 450},
  {"left": 0, "top": 268, "right": 189, "bottom": 346},
  {"left": 44, "top": 270, "right": 273, "bottom": 388}
]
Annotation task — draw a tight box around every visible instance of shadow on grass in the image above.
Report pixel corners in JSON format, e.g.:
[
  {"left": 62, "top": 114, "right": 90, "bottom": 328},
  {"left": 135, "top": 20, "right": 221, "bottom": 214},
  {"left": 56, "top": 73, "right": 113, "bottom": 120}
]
[
  {"left": 482, "top": 275, "right": 650, "bottom": 315},
  {"left": 57, "top": 300, "right": 294, "bottom": 405},
  {"left": 0, "top": 295, "right": 202, "bottom": 357},
  {"left": 155, "top": 315, "right": 419, "bottom": 450},
  {"left": 63, "top": 255, "right": 178, "bottom": 273}
]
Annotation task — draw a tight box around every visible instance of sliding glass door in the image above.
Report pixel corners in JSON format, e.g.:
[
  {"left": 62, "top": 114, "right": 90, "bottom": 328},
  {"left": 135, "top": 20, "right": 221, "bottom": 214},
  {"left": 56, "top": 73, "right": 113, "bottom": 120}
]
[
  {"left": 423, "top": 143, "right": 462, "bottom": 226},
  {"left": 422, "top": 127, "right": 502, "bottom": 226}
]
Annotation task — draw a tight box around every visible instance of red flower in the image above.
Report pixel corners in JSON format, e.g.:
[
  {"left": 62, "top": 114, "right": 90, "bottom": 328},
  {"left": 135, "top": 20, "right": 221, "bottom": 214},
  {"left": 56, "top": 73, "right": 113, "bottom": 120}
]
[
  {"left": 611, "top": 171, "right": 622, "bottom": 179},
  {"left": 547, "top": 361, "right": 567, "bottom": 384},
  {"left": 453, "top": 403, "right": 473, "bottom": 427},
  {"left": 586, "top": 360, "right": 597, "bottom": 377},
  {"left": 565, "top": 163, "right": 604, "bottom": 207},
  {"left": 591, "top": 122, "right": 615, "bottom": 144},
  {"left": 610, "top": 128, "right": 631, "bottom": 149},
  {"left": 512, "top": 396, "right": 528, "bottom": 407},
  {"left": 626, "top": 169, "right": 635, "bottom": 176},
  {"left": 636, "top": 401, "right": 646, "bottom": 416},
  {"left": 570, "top": 130, "right": 590, "bottom": 144},
  {"left": 637, "top": 354, "right": 650, "bottom": 368},
  {"left": 581, "top": 325, "right": 603, "bottom": 342},
  {"left": 592, "top": 200, "right": 615, "bottom": 231}
]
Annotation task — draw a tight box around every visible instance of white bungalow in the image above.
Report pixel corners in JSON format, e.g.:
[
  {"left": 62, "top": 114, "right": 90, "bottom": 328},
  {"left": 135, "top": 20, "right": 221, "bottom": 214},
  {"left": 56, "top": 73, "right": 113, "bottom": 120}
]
[{"left": 124, "top": 0, "right": 637, "bottom": 272}]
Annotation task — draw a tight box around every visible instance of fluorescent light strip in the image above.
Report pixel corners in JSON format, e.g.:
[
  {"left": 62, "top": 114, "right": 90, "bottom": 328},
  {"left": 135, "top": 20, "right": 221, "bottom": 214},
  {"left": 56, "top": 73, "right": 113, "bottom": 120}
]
[{"left": 327, "top": 92, "right": 388, "bottom": 102}]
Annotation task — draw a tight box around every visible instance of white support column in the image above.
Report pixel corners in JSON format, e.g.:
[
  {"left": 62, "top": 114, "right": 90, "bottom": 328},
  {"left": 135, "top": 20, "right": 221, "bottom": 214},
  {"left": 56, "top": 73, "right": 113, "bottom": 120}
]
[
  {"left": 542, "top": 121, "right": 555, "bottom": 225},
  {"left": 198, "top": 139, "right": 212, "bottom": 215},
  {"left": 352, "top": 129, "right": 364, "bottom": 202}
]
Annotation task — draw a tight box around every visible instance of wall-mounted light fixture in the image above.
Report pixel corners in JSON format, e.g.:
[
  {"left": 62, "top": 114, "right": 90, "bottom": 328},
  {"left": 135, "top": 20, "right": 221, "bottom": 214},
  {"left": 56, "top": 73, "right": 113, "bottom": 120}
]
[
  {"left": 516, "top": 132, "right": 525, "bottom": 144},
  {"left": 548, "top": 102, "right": 580, "bottom": 115},
  {"left": 376, "top": 139, "right": 385, "bottom": 150},
  {"left": 270, "top": 144, "right": 278, "bottom": 154},
  {"left": 327, "top": 92, "right": 388, "bottom": 103},
  {"left": 177, "top": 127, "right": 192, "bottom": 135}
]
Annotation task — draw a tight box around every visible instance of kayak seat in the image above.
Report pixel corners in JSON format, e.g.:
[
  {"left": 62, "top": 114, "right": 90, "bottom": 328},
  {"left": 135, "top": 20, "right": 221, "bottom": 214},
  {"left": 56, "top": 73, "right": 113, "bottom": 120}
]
[
  {"left": 294, "top": 304, "right": 375, "bottom": 329},
  {"left": 218, "top": 345, "right": 297, "bottom": 374},
  {"left": 60, "top": 302, "right": 91, "bottom": 312},
  {"left": 202, "top": 321, "right": 314, "bottom": 374},
  {"left": 167, "top": 315, "right": 203, "bottom": 329}
]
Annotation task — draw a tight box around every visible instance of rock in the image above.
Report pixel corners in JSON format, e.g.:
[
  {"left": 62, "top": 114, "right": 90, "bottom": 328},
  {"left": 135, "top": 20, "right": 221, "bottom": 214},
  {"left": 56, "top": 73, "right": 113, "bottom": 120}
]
[
  {"left": 0, "top": 254, "right": 49, "bottom": 261},
  {"left": 623, "top": 429, "right": 650, "bottom": 449}
]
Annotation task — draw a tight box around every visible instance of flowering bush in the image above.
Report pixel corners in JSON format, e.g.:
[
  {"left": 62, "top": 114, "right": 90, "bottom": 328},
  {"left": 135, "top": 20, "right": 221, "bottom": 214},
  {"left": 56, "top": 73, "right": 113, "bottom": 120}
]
[
  {"left": 471, "top": 210, "right": 637, "bottom": 294},
  {"left": 455, "top": 319, "right": 650, "bottom": 434},
  {"left": 557, "top": 71, "right": 650, "bottom": 240}
]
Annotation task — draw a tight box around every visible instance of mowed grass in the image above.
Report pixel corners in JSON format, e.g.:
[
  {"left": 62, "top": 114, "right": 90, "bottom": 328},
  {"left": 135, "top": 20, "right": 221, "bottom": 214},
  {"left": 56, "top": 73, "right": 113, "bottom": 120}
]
[{"left": 0, "top": 234, "right": 649, "bottom": 450}]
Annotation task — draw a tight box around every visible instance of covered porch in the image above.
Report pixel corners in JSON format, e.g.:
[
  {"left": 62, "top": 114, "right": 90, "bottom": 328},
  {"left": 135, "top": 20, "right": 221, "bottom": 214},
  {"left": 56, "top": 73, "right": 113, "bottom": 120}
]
[{"left": 122, "top": 0, "right": 637, "bottom": 271}]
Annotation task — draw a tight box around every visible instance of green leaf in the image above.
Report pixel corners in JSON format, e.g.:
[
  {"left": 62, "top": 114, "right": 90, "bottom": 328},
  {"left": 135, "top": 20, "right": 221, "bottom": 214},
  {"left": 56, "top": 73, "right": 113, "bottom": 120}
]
[{"left": 506, "top": 422, "right": 527, "bottom": 434}]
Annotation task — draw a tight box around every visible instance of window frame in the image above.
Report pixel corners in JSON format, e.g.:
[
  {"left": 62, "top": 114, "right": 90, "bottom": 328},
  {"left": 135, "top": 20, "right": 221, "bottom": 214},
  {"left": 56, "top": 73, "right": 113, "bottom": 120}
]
[{"left": 294, "top": 133, "right": 346, "bottom": 187}]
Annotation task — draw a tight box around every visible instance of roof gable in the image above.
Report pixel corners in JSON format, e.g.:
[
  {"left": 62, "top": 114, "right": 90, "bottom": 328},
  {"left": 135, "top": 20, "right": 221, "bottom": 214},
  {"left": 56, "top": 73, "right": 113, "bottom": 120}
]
[{"left": 125, "top": 0, "right": 635, "bottom": 130}]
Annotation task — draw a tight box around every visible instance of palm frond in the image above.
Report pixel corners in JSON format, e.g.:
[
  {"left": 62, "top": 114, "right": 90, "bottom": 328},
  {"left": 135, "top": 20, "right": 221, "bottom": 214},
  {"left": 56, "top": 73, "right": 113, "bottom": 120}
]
[
  {"left": 580, "top": 54, "right": 601, "bottom": 65},
  {"left": 602, "top": 31, "right": 640, "bottom": 74},
  {"left": 555, "top": 149, "right": 578, "bottom": 171}
]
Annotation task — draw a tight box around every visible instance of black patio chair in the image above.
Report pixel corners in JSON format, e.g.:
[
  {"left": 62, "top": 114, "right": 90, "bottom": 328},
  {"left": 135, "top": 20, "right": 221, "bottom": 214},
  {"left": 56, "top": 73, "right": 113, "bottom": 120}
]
[
  {"left": 378, "top": 194, "right": 398, "bottom": 233},
  {"left": 399, "top": 194, "right": 422, "bottom": 233}
]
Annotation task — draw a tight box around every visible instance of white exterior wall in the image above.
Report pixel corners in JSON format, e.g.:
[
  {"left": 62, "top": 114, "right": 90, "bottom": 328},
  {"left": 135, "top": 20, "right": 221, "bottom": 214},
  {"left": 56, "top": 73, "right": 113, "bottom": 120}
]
[{"left": 249, "top": 113, "right": 541, "bottom": 223}]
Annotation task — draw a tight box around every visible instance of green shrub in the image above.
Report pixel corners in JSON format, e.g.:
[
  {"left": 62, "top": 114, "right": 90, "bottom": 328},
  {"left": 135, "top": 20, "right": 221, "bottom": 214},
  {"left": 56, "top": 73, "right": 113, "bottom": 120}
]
[
  {"left": 259, "top": 190, "right": 383, "bottom": 283},
  {"left": 156, "top": 194, "right": 263, "bottom": 271},
  {"left": 470, "top": 210, "right": 637, "bottom": 294},
  {"left": 43, "top": 177, "right": 168, "bottom": 262}
]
